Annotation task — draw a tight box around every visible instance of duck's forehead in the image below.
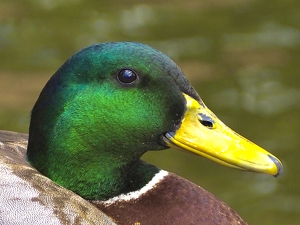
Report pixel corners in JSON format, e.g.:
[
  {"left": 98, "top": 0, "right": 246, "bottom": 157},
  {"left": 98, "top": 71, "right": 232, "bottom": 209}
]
[
  {"left": 67, "top": 42, "right": 177, "bottom": 78},
  {"left": 98, "top": 42, "right": 178, "bottom": 70}
]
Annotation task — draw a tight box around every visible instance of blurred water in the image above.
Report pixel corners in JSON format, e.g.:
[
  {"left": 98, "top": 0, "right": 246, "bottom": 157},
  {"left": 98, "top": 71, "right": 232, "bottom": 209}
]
[{"left": 1, "top": 1, "right": 300, "bottom": 224}]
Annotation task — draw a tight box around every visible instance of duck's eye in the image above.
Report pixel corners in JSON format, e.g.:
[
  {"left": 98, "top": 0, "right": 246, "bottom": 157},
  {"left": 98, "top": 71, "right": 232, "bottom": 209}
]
[
  {"left": 117, "top": 69, "right": 137, "bottom": 84},
  {"left": 198, "top": 113, "right": 215, "bottom": 129}
]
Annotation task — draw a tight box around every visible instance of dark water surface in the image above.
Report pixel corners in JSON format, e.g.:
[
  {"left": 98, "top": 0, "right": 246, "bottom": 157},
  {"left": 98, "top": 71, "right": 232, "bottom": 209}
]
[{"left": 1, "top": 1, "right": 300, "bottom": 224}]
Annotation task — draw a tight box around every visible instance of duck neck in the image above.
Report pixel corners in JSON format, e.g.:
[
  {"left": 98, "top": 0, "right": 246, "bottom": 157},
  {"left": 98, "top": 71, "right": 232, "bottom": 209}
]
[
  {"left": 28, "top": 136, "right": 159, "bottom": 200},
  {"left": 63, "top": 158, "right": 160, "bottom": 200}
]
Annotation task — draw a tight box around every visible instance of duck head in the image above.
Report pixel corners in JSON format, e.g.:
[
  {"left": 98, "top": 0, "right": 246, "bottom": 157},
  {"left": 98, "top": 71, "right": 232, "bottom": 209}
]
[{"left": 27, "top": 42, "right": 282, "bottom": 200}]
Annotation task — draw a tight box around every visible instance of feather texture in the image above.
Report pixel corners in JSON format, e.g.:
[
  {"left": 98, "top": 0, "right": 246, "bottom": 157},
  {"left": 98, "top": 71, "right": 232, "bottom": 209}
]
[{"left": 0, "top": 130, "right": 116, "bottom": 225}]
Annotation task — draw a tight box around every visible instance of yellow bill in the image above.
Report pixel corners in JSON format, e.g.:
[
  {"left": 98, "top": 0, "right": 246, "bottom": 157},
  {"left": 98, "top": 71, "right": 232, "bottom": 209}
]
[{"left": 163, "top": 93, "right": 282, "bottom": 177}]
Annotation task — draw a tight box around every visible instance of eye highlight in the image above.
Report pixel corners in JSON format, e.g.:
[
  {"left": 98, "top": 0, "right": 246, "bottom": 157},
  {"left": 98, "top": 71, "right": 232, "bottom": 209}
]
[{"left": 117, "top": 69, "right": 138, "bottom": 84}]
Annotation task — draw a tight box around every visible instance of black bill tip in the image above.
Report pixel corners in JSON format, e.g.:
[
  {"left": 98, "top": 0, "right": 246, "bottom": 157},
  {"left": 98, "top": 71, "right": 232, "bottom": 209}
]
[{"left": 268, "top": 154, "right": 283, "bottom": 177}]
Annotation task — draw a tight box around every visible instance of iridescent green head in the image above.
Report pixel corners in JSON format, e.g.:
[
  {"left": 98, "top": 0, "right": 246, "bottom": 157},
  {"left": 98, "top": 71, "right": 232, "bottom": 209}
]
[{"left": 27, "top": 42, "right": 199, "bottom": 199}]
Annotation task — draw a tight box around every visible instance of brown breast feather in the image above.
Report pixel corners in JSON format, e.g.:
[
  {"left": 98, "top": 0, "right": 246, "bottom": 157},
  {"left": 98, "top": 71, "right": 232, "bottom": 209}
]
[{"left": 92, "top": 172, "right": 247, "bottom": 225}]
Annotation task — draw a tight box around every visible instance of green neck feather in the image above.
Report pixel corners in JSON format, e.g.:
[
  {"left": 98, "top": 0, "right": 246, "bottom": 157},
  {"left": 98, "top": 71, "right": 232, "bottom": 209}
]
[{"left": 27, "top": 42, "right": 197, "bottom": 200}]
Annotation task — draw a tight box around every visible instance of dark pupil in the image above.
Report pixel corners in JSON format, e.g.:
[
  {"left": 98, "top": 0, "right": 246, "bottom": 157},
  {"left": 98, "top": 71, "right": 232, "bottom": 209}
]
[{"left": 118, "top": 69, "right": 137, "bottom": 84}]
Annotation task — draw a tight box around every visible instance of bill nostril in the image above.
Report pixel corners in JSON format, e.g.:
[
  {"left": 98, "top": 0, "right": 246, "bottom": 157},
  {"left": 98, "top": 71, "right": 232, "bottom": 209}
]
[
  {"left": 199, "top": 120, "right": 213, "bottom": 128},
  {"left": 198, "top": 113, "right": 214, "bottom": 128}
]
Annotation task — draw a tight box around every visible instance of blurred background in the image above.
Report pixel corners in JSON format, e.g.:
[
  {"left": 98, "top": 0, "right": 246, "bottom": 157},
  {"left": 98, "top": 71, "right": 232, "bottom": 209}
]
[{"left": 1, "top": 0, "right": 299, "bottom": 224}]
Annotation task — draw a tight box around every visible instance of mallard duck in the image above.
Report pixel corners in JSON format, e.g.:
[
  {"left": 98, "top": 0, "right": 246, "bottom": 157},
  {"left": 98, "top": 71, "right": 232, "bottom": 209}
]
[{"left": 0, "top": 42, "right": 282, "bottom": 225}]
